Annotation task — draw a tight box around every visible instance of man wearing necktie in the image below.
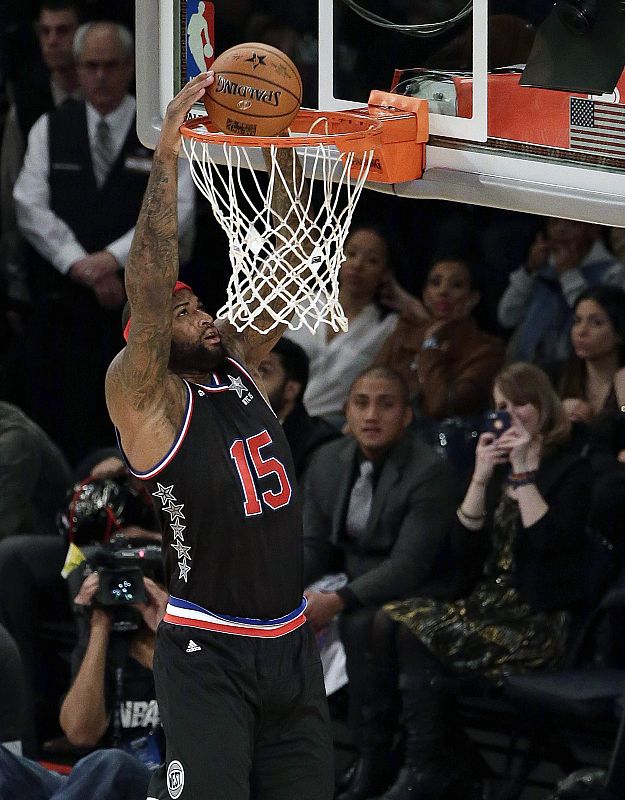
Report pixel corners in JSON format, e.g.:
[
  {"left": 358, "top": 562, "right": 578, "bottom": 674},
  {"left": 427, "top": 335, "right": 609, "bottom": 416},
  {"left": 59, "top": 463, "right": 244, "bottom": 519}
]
[
  {"left": 303, "top": 366, "right": 459, "bottom": 798},
  {"left": 13, "top": 21, "right": 195, "bottom": 464}
]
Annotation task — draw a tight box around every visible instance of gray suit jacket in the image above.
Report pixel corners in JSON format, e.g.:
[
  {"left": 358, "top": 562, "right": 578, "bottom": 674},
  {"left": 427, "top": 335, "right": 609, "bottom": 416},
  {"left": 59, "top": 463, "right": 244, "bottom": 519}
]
[{"left": 303, "top": 433, "right": 458, "bottom": 607}]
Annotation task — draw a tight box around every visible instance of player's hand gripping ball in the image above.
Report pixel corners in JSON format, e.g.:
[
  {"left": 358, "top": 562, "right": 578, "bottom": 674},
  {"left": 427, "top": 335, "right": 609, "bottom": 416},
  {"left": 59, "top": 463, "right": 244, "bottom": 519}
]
[{"left": 203, "top": 42, "right": 302, "bottom": 137}]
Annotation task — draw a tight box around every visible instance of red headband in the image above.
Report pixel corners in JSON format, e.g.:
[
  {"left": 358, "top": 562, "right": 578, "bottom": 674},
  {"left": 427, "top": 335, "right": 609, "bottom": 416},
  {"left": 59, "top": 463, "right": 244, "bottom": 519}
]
[{"left": 123, "top": 281, "right": 192, "bottom": 342}]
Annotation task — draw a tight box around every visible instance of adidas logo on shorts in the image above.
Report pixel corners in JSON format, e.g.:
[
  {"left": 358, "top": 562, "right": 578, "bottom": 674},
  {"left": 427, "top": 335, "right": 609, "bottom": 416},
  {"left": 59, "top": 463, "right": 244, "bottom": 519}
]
[{"left": 186, "top": 639, "right": 201, "bottom": 653}]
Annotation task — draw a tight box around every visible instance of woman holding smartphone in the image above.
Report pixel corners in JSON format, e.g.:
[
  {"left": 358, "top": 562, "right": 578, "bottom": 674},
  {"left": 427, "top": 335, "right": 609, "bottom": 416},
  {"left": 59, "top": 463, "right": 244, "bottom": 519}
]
[{"left": 339, "top": 364, "right": 592, "bottom": 800}]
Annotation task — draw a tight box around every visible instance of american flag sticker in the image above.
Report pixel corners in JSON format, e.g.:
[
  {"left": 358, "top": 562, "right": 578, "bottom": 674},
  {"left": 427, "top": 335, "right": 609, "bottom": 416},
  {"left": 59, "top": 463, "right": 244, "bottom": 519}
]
[{"left": 570, "top": 97, "right": 625, "bottom": 158}]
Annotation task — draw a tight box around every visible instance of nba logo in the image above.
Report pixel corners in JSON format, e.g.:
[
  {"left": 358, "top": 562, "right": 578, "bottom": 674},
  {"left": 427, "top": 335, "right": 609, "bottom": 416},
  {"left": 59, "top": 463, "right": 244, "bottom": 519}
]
[
  {"left": 186, "top": 0, "right": 215, "bottom": 79},
  {"left": 166, "top": 759, "right": 185, "bottom": 799}
]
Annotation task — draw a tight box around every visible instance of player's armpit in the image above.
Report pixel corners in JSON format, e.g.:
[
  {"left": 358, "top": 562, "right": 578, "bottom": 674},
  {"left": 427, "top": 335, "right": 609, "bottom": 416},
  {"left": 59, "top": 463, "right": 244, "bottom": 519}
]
[{"left": 105, "top": 352, "right": 187, "bottom": 469}]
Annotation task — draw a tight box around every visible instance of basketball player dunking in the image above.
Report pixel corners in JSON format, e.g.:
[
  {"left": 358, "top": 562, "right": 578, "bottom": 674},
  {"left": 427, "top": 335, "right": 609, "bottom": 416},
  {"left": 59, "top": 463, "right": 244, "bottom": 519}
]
[{"left": 106, "top": 73, "right": 333, "bottom": 800}]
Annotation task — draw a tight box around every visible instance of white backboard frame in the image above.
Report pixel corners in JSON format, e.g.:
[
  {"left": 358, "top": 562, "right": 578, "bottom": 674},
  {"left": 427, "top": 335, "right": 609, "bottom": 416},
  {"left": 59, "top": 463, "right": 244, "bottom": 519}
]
[
  {"left": 318, "top": 0, "right": 489, "bottom": 142},
  {"left": 392, "top": 147, "right": 625, "bottom": 227},
  {"left": 135, "top": 0, "right": 179, "bottom": 151}
]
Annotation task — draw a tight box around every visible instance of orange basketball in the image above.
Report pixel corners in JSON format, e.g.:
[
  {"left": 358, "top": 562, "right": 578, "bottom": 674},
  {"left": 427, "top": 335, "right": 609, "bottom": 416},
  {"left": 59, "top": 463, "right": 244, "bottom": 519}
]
[{"left": 203, "top": 42, "right": 302, "bottom": 137}]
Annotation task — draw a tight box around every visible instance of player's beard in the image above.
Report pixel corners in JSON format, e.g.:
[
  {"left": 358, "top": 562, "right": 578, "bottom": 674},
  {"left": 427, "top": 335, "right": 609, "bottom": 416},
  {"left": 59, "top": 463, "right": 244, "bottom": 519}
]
[{"left": 169, "top": 339, "right": 227, "bottom": 375}]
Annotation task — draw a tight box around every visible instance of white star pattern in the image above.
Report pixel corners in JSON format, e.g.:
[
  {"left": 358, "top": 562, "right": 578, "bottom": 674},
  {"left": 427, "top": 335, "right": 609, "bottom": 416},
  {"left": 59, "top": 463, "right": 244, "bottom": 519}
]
[
  {"left": 227, "top": 374, "right": 247, "bottom": 398},
  {"left": 163, "top": 502, "right": 185, "bottom": 522},
  {"left": 570, "top": 98, "right": 594, "bottom": 127},
  {"left": 170, "top": 522, "right": 186, "bottom": 539},
  {"left": 151, "top": 484, "right": 192, "bottom": 583},
  {"left": 179, "top": 559, "right": 191, "bottom": 582},
  {"left": 171, "top": 541, "right": 191, "bottom": 559},
  {"left": 152, "top": 483, "right": 176, "bottom": 503}
]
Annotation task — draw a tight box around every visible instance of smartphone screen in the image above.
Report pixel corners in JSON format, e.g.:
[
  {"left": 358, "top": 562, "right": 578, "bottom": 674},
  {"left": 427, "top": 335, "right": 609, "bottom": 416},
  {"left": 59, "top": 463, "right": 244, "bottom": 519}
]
[{"left": 484, "top": 410, "right": 511, "bottom": 438}]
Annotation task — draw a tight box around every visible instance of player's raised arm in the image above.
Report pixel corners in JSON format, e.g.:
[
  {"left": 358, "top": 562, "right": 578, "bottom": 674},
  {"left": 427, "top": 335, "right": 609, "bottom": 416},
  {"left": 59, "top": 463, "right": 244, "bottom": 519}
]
[{"left": 105, "top": 73, "right": 213, "bottom": 438}]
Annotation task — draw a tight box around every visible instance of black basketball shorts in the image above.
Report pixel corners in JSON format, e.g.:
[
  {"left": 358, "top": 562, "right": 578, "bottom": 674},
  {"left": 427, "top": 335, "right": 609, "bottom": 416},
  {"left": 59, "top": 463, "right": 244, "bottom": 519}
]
[{"left": 146, "top": 621, "right": 334, "bottom": 800}]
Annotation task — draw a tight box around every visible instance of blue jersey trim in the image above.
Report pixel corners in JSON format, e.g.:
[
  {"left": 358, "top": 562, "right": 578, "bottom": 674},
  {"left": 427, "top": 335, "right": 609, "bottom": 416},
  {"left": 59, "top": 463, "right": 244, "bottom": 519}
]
[{"left": 168, "top": 595, "right": 307, "bottom": 625}]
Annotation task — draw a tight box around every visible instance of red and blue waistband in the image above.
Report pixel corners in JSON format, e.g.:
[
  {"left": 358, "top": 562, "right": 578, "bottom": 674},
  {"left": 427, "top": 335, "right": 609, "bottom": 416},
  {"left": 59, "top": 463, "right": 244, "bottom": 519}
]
[{"left": 163, "top": 596, "right": 307, "bottom": 638}]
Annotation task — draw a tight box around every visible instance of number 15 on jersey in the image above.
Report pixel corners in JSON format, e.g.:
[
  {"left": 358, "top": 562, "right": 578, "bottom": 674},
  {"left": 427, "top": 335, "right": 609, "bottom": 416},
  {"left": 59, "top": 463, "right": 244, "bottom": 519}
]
[{"left": 229, "top": 430, "right": 292, "bottom": 516}]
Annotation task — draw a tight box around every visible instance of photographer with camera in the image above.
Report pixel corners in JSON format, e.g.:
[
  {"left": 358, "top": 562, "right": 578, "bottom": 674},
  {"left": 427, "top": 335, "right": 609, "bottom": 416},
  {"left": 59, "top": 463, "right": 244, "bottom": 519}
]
[
  {"left": 0, "top": 560, "right": 168, "bottom": 800},
  {"left": 0, "top": 456, "right": 168, "bottom": 799},
  {"left": 61, "top": 566, "right": 167, "bottom": 747},
  {"left": 0, "top": 447, "right": 149, "bottom": 758},
  {"left": 60, "top": 488, "right": 166, "bottom": 751}
]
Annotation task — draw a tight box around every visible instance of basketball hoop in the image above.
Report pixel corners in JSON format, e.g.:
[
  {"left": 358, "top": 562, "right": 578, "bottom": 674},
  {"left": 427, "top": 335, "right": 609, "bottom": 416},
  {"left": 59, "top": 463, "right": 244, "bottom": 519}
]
[{"left": 179, "top": 93, "right": 428, "bottom": 334}]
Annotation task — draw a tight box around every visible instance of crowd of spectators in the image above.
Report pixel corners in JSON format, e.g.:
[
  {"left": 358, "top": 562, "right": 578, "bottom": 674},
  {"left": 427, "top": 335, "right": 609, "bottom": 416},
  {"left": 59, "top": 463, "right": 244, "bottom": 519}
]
[{"left": 2, "top": 2, "right": 625, "bottom": 800}]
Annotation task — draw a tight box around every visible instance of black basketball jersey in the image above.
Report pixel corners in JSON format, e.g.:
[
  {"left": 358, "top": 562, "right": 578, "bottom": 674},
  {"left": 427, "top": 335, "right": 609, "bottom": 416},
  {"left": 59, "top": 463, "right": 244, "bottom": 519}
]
[{"left": 124, "top": 357, "right": 303, "bottom": 620}]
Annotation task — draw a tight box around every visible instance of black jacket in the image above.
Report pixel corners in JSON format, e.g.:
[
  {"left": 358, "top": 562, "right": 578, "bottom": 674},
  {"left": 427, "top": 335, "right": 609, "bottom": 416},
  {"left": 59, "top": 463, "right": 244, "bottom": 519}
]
[
  {"left": 451, "top": 444, "right": 593, "bottom": 611},
  {"left": 303, "top": 433, "right": 460, "bottom": 608},
  {"left": 281, "top": 402, "right": 340, "bottom": 480}
]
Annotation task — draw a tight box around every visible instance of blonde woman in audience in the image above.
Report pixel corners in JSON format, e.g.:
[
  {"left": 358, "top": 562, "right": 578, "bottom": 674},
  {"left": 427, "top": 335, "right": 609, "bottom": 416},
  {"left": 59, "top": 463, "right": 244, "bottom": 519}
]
[{"left": 342, "top": 363, "right": 592, "bottom": 800}]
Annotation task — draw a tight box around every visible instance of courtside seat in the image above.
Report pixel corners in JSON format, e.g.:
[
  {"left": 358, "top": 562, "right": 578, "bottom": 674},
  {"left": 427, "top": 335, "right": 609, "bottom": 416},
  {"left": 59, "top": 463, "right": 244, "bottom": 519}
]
[
  {"left": 432, "top": 530, "right": 621, "bottom": 799},
  {"left": 504, "top": 668, "right": 625, "bottom": 719},
  {"left": 491, "top": 533, "right": 625, "bottom": 800}
]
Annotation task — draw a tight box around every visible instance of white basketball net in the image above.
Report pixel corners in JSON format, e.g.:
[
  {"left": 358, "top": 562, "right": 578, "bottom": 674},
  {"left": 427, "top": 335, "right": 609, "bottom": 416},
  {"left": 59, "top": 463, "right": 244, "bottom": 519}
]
[{"left": 182, "top": 127, "right": 374, "bottom": 334}]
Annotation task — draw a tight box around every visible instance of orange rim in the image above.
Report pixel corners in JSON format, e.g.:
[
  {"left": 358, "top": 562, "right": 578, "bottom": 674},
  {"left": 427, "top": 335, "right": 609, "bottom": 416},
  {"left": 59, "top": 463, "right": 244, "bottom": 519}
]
[{"left": 179, "top": 108, "right": 383, "bottom": 149}]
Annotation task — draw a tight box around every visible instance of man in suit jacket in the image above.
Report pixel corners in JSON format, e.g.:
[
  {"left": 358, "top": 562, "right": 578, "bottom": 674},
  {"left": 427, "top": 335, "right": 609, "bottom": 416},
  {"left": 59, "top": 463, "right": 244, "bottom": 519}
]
[{"left": 303, "top": 365, "right": 458, "bottom": 798}]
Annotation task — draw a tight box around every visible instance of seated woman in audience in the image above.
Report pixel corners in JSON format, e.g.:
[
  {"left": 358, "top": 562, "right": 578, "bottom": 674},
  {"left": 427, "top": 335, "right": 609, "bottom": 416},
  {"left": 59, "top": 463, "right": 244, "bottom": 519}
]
[
  {"left": 555, "top": 285, "right": 625, "bottom": 425},
  {"left": 497, "top": 218, "right": 625, "bottom": 366},
  {"left": 551, "top": 286, "right": 625, "bottom": 551},
  {"left": 374, "top": 256, "right": 505, "bottom": 420},
  {"left": 285, "top": 224, "right": 399, "bottom": 425},
  {"left": 342, "top": 363, "right": 592, "bottom": 800}
]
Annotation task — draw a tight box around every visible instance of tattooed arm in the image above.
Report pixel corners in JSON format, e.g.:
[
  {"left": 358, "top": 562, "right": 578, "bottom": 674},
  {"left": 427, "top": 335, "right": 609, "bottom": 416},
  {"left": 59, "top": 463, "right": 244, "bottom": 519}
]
[{"left": 105, "top": 73, "right": 213, "bottom": 470}]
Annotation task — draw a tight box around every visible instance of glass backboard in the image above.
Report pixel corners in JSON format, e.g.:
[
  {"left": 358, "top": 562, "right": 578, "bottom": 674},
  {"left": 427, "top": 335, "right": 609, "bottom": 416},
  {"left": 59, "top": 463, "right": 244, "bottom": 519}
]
[{"left": 136, "top": 0, "right": 625, "bottom": 226}]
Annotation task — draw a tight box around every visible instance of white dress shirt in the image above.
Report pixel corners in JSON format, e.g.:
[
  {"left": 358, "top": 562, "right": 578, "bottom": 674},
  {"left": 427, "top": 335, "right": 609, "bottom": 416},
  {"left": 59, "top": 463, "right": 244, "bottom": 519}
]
[
  {"left": 50, "top": 79, "right": 82, "bottom": 108},
  {"left": 285, "top": 304, "right": 398, "bottom": 417},
  {"left": 13, "top": 95, "right": 195, "bottom": 275}
]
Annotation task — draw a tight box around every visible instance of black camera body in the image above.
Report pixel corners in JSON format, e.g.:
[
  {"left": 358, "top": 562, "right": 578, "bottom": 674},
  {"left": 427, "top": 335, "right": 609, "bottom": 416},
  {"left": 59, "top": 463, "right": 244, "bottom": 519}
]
[
  {"left": 59, "top": 475, "right": 163, "bottom": 632},
  {"left": 85, "top": 536, "right": 163, "bottom": 632},
  {"left": 96, "top": 566, "right": 147, "bottom": 606},
  {"left": 87, "top": 536, "right": 162, "bottom": 607}
]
